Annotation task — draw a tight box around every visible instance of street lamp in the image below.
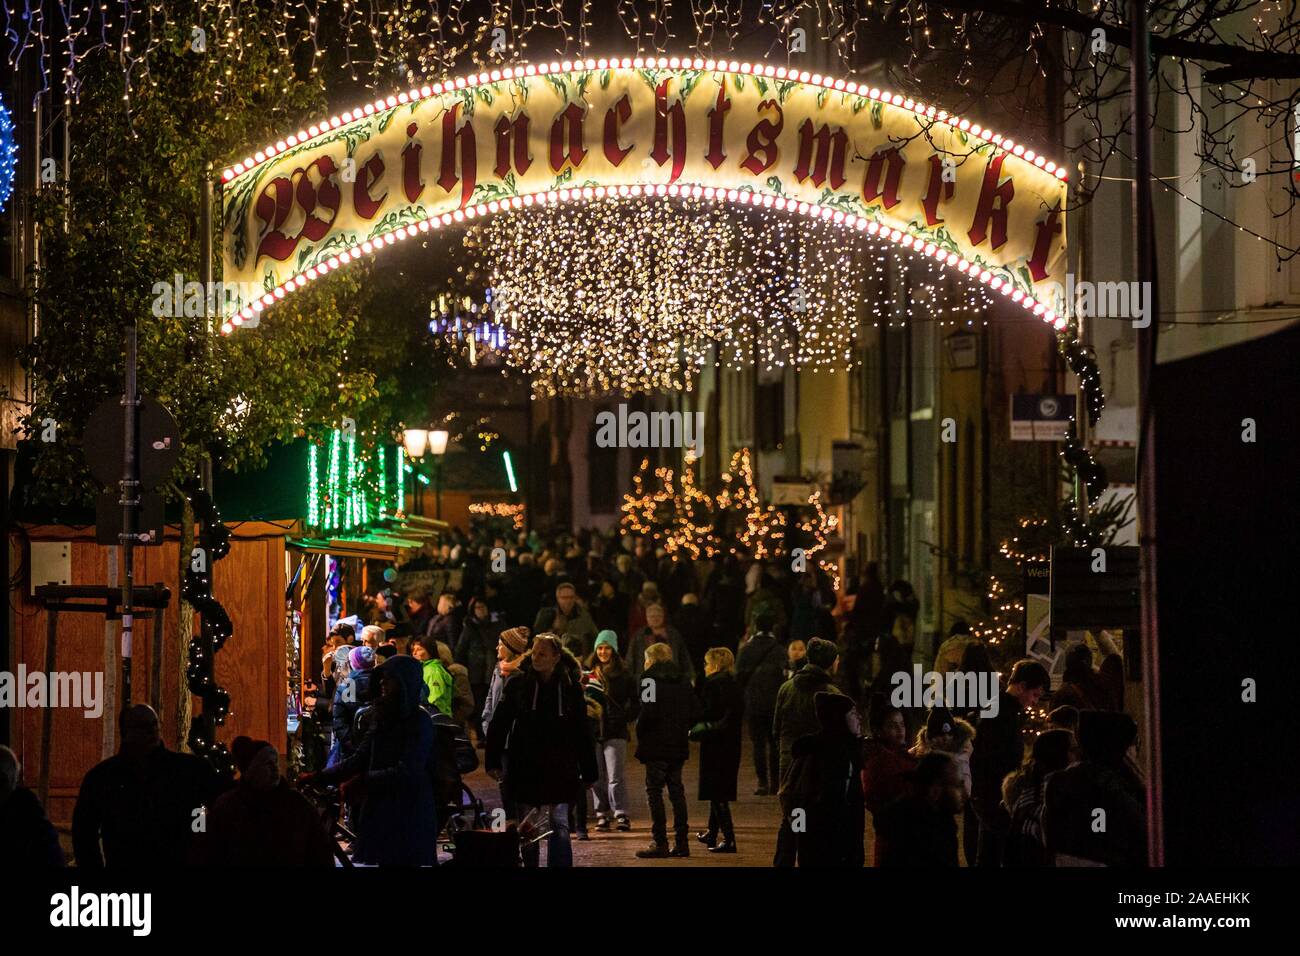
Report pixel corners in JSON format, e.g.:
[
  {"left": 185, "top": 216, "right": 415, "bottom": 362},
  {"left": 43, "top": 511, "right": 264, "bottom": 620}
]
[
  {"left": 429, "top": 429, "right": 449, "bottom": 519},
  {"left": 401, "top": 428, "right": 429, "bottom": 459}
]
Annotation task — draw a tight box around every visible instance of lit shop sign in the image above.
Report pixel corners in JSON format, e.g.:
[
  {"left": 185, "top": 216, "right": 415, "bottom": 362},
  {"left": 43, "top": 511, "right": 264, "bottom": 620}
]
[{"left": 221, "top": 57, "right": 1069, "bottom": 332}]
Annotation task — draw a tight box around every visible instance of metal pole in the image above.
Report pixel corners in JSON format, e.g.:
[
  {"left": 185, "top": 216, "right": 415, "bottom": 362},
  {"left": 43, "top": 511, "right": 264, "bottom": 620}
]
[
  {"left": 200, "top": 161, "right": 214, "bottom": 493},
  {"left": 120, "top": 325, "right": 140, "bottom": 707},
  {"left": 1130, "top": 0, "right": 1165, "bottom": 867},
  {"left": 37, "top": 608, "right": 57, "bottom": 807}
]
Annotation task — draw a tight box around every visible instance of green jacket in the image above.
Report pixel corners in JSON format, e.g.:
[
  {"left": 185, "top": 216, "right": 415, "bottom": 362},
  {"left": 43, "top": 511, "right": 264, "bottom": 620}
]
[
  {"left": 773, "top": 664, "right": 846, "bottom": 769},
  {"left": 421, "top": 658, "right": 454, "bottom": 716}
]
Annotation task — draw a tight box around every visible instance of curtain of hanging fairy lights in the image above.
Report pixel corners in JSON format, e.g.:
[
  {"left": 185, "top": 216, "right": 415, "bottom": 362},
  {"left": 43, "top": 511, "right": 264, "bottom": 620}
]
[{"left": 472, "top": 195, "right": 994, "bottom": 398}]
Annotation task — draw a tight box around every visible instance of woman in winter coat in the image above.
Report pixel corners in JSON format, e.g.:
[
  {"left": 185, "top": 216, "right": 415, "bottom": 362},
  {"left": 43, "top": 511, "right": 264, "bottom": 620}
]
[
  {"left": 485, "top": 634, "right": 598, "bottom": 867},
  {"left": 690, "top": 647, "right": 745, "bottom": 852},
  {"left": 303, "top": 654, "right": 439, "bottom": 866},
  {"left": 329, "top": 646, "right": 376, "bottom": 767},
  {"left": 584, "top": 630, "right": 637, "bottom": 832},
  {"left": 455, "top": 597, "right": 502, "bottom": 742},
  {"left": 910, "top": 707, "right": 976, "bottom": 800}
]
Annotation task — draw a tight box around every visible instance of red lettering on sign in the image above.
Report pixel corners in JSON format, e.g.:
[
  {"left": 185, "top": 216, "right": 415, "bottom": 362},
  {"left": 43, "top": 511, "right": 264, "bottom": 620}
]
[
  {"left": 550, "top": 102, "right": 588, "bottom": 172},
  {"left": 1026, "top": 203, "right": 1063, "bottom": 282},
  {"left": 968, "top": 152, "right": 1014, "bottom": 250},
  {"left": 495, "top": 113, "right": 533, "bottom": 178},
  {"left": 705, "top": 85, "right": 731, "bottom": 170},
  {"left": 437, "top": 102, "right": 478, "bottom": 209},
  {"left": 862, "top": 147, "right": 904, "bottom": 210},
  {"left": 402, "top": 123, "right": 424, "bottom": 203},
  {"left": 650, "top": 79, "right": 687, "bottom": 184},
  {"left": 740, "top": 100, "right": 783, "bottom": 177},
  {"left": 603, "top": 95, "right": 633, "bottom": 167},
  {"left": 793, "top": 119, "right": 848, "bottom": 189},
  {"left": 353, "top": 152, "right": 387, "bottom": 220},
  {"left": 296, "top": 156, "right": 341, "bottom": 243},
  {"left": 921, "top": 154, "right": 955, "bottom": 226},
  {"left": 254, "top": 176, "right": 298, "bottom": 261}
]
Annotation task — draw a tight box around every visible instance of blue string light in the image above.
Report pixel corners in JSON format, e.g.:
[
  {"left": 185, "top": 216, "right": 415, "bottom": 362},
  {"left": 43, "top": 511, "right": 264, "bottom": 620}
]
[{"left": 0, "top": 92, "right": 16, "bottom": 214}]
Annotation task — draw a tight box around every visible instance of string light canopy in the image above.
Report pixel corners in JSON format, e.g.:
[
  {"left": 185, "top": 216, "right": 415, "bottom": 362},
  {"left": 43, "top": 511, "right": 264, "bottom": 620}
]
[{"left": 475, "top": 194, "right": 996, "bottom": 398}]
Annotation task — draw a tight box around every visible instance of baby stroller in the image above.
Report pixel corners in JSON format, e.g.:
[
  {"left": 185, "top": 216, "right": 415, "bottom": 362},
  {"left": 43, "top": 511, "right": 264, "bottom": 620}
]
[{"left": 428, "top": 707, "right": 490, "bottom": 848}]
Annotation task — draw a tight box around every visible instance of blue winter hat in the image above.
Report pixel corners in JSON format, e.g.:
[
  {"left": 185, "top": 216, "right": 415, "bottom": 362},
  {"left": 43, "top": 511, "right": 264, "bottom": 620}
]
[{"left": 594, "top": 630, "right": 619, "bottom": 653}]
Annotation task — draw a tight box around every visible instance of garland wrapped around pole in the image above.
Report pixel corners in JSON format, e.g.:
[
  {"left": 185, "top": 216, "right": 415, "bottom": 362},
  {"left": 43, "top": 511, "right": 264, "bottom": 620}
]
[{"left": 182, "top": 483, "right": 235, "bottom": 778}]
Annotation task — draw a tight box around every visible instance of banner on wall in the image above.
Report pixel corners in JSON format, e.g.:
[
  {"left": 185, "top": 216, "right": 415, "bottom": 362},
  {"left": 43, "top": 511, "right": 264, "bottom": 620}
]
[{"left": 222, "top": 60, "right": 1069, "bottom": 322}]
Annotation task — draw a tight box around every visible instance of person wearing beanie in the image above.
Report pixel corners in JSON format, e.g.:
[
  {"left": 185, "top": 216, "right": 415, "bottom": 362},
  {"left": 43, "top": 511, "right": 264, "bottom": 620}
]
[
  {"left": 584, "top": 630, "right": 636, "bottom": 832},
  {"left": 205, "top": 739, "right": 334, "bottom": 866},
  {"left": 776, "top": 691, "right": 864, "bottom": 867},
  {"left": 970, "top": 658, "right": 1050, "bottom": 867},
  {"left": 481, "top": 626, "right": 530, "bottom": 734},
  {"left": 1002, "top": 729, "right": 1074, "bottom": 867},
  {"left": 910, "top": 706, "right": 976, "bottom": 803},
  {"left": 481, "top": 625, "right": 531, "bottom": 818},
  {"left": 1043, "top": 711, "right": 1145, "bottom": 867},
  {"left": 375, "top": 642, "right": 398, "bottom": 662},
  {"left": 328, "top": 645, "right": 377, "bottom": 767},
  {"left": 770, "top": 638, "right": 847, "bottom": 866}
]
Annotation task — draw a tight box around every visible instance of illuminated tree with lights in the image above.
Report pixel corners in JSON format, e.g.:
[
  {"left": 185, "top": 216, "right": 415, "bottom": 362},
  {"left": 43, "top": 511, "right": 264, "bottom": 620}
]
[{"left": 716, "top": 449, "right": 787, "bottom": 561}]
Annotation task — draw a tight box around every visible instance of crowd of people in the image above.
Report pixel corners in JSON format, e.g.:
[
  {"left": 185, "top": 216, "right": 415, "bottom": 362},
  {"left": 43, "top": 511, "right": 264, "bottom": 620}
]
[{"left": 0, "top": 525, "right": 1146, "bottom": 869}]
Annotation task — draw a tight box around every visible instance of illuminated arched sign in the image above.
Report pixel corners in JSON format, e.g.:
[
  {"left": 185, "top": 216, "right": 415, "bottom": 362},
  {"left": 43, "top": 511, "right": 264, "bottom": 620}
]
[{"left": 221, "top": 56, "right": 1069, "bottom": 333}]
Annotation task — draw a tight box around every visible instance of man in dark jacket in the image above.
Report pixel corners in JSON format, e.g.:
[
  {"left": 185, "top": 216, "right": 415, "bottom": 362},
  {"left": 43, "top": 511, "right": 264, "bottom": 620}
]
[
  {"left": 486, "top": 635, "right": 597, "bottom": 867},
  {"left": 633, "top": 642, "right": 699, "bottom": 858},
  {"left": 876, "top": 752, "right": 964, "bottom": 867},
  {"left": 774, "top": 638, "right": 846, "bottom": 780},
  {"left": 205, "top": 738, "right": 334, "bottom": 866},
  {"left": 735, "top": 612, "right": 786, "bottom": 796},
  {"left": 969, "top": 659, "right": 1050, "bottom": 867},
  {"left": 532, "top": 582, "right": 599, "bottom": 657},
  {"left": 779, "top": 692, "right": 864, "bottom": 867},
  {"left": 72, "top": 705, "right": 225, "bottom": 867},
  {"left": 771, "top": 638, "right": 846, "bottom": 865},
  {"left": 675, "top": 593, "right": 712, "bottom": 676},
  {"left": 1043, "top": 710, "right": 1146, "bottom": 867},
  {"left": 0, "top": 745, "right": 63, "bottom": 866}
]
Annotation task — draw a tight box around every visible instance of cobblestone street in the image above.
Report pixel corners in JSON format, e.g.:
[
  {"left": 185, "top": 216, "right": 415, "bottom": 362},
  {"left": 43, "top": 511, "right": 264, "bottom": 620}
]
[{"left": 465, "top": 736, "right": 895, "bottom": 867}]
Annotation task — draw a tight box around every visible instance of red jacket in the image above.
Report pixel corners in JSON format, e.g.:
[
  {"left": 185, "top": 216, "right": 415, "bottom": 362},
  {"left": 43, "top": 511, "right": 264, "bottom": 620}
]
[{"left": 861, "top": 739, "right": 919, "bottom": 865}]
